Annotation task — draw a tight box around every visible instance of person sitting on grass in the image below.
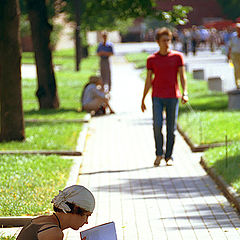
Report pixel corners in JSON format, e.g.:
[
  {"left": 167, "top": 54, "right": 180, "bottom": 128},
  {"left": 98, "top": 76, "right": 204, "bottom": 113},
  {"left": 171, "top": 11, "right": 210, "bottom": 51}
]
[
  {"left": 16, "top": 185, "right": 95, "bottom": 240},
  {"left": 81, "top": 76, "right": 115, "bottom": 116}
]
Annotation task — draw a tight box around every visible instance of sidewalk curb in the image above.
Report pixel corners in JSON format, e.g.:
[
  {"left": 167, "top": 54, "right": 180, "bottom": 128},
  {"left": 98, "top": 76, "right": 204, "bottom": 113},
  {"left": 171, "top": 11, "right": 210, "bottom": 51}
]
[
  {"left": 177, "top": 124, "right": 227, "bottom": 152},
  {"left": 0, "top": 150, "right": 82, "bottom": 156},
  {"left": 0, "top": 114, "right": 91, "bottom": 228},
  {"left": 200, "top": 156, "right": 240, "bottom": 213},
  {"left": 76, "top": 115, "right": 90, "bottom": 153}
]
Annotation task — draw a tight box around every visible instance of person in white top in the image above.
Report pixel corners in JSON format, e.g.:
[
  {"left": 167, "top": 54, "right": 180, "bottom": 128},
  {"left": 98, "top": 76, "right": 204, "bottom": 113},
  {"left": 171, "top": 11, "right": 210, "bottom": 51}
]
[
  {"left": 228, "top": 23, "right": 240, "bottom": 89},
  {"left": 81, "top": 76, "right": 115, "bottom": 115}
]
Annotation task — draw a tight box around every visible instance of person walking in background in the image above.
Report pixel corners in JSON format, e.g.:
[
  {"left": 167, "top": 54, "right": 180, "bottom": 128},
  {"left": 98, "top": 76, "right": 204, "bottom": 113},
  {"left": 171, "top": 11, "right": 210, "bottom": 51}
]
[
  {"left": 228, "top": 23, "right": 240, "bottom": 89},
  {"left": 97, "top": 31, "right": 114, "bottom": 92},
  {"left": 190, "top": 25, "right": 200, "bottom": 56},
  {"left": 141, "top": 27, "right": 188, "bottom": 167},
  {"left": 180, "top": 28, "right": 190, "bottom": 56}
]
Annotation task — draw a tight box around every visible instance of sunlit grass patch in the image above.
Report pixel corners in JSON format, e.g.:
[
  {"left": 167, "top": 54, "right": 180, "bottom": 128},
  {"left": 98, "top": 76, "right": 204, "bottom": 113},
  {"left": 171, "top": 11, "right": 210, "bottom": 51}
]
[
  {"left": 178, "top": 111, "right": 240, "bottom": 145},
  {"left": 125, "top": 52, "right": 148, "bottom": 69},
  {"left": 0, "top": 122, "right": 82, "bottom": 151},
  {"left": 204, "top": 142, "right": 240, "bottom": 193},
  {"left": 0, "top": 235, "right": 16, "bottom": 240},
  {"left": 0, "top": 155, "right": 73, "bottom": 216}
]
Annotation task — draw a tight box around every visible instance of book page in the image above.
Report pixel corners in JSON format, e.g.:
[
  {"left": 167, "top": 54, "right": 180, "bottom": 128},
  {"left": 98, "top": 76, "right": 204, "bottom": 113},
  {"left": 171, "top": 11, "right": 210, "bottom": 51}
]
[{"left": 80, "top": 222, "right": 117, "bottom": 240}]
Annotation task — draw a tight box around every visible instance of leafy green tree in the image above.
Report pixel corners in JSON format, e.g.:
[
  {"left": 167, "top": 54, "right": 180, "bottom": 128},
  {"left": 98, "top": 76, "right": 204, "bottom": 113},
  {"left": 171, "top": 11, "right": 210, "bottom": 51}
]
[
  {"left": 62, "top": 0, "right": 191, "bottom": 30},
  {"left": 0, "top": 0, "right": 25, "bottom": 141}
]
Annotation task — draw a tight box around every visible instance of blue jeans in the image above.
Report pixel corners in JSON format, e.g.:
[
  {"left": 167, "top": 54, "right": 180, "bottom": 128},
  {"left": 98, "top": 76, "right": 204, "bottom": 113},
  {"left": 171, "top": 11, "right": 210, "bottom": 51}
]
[{"left": 152, "top": 97, "right": 179, "bottom": 158}]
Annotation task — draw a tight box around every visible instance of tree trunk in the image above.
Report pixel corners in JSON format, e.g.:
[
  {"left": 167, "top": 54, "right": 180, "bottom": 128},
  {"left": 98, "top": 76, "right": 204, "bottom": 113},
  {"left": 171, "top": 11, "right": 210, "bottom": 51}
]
[
  {"left": 74, "top": 0, "right": 81, "bottom": 71},
  {"left": 26, "top": 0, "right": 60, "bottom": 109},
  {"left": 0, "top": 0, "right": 25, "bottom": 141}
]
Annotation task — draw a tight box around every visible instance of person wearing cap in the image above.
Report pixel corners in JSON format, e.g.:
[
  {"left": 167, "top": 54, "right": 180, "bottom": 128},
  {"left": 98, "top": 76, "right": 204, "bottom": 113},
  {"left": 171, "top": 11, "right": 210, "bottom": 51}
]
[
  {"left": 228, "top": 23, "right": 240, "bottom": 89},
  {"left": 16, "top": 185, "right": 95, "bottom": 240},
  {"left": 97, "top": 31, "right": 114, "bottom": 92},
  {"left": 81, "top": 75, "right": 115, "bottom": 115}
]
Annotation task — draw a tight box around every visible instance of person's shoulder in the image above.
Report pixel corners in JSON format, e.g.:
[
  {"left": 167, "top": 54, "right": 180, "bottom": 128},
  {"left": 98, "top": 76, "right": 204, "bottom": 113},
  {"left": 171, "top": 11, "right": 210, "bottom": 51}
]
[
  {"left": 147, "top": 52, "right": 158, "bottom": 60},
  {"left": 170, "top": 50, "right": 184, "bottom": 57}
]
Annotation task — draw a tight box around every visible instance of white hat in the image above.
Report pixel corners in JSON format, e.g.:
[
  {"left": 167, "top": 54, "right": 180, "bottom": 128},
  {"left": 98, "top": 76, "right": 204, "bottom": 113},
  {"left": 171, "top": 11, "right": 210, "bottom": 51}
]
[
  {"left": 51, "top": 185, "right": 95, "bottom": 213},
  {"left": 236, "top": 23, "right": 240, "bottom": 28}
]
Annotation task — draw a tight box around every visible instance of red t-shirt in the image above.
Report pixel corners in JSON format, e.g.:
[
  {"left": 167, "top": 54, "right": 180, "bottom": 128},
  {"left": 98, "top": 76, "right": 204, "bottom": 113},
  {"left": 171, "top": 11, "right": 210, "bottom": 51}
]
[{"left": 146, "top": 50, "right": 184, "bottom": 98}]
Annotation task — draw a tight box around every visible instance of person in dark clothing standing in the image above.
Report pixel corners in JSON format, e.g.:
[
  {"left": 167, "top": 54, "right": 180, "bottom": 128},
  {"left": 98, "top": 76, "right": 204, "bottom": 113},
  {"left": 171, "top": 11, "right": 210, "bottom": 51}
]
[{"left": 97, "top": 31, "right": 114, "bottom": 92}]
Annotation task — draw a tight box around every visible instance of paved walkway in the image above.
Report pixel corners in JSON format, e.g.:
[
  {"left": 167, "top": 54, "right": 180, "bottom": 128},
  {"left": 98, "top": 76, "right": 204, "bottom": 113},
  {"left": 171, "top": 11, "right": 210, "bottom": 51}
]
[{"left": 64, "top": 56, "right": 240, "bottom": 240}]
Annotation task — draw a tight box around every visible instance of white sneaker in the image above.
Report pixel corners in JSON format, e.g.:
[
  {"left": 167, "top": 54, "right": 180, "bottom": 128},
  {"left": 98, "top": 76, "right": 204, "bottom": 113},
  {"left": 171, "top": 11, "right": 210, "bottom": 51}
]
[{"left": 154, "top": 156, "right": 162, "bottom": 167}]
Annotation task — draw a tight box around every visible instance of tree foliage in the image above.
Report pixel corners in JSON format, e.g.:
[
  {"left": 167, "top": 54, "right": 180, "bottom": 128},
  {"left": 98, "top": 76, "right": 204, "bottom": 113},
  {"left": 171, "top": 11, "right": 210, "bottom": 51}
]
[{"left": 61, "top": 0, "right": 191, "bottom": 31}]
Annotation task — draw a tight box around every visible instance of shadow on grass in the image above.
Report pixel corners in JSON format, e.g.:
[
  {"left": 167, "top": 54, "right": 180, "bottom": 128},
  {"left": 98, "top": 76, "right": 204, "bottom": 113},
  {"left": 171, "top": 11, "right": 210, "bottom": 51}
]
[
  {"left": 24, "top": 121, "right": 80, "bottom": 128},
  {"left": 24, "top": 108, "right": 79, "bottom": 116}
]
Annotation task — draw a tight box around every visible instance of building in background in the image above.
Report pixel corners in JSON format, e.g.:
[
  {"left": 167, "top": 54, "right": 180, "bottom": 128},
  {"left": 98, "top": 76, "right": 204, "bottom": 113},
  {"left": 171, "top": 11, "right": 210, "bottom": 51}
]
[{"left": 122, "top": 0, "right": 227, "bottom": 42}]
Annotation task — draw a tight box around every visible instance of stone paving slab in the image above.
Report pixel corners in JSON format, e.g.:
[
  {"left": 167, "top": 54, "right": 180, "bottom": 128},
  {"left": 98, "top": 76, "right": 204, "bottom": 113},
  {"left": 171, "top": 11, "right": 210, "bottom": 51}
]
[{"left": 64, "top": 56, "right": 240, "bottom": 240}]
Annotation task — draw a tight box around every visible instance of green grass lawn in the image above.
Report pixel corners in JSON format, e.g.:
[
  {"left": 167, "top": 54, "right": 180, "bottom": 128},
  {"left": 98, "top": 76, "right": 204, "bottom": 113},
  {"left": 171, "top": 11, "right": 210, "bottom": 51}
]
[
  {"left": 204, "top": 142, "right": 240, "bottom": 193},
  {"left": 0, "top": 235, "right": 15, "bottom": 240},
  {"left": 0, "top": 49, "right": 95, "bottom": 218},
  {"left": 0, "top": 155, "right": 73, "bottom": 216},
  {"left": 0, "top": 122, "right": 82, "bottom": 150},
  {"left": 0, "top": 49, "right": 98, "bottom": 151},
  {"left": 178, "top": 75, "right": 240, "bottom": 145},
  {"left": 125, "top": 52, "right": 148, "bottom": 69},
  {"left": 22, "top": 50, "right": 99, "bottom": 116}
]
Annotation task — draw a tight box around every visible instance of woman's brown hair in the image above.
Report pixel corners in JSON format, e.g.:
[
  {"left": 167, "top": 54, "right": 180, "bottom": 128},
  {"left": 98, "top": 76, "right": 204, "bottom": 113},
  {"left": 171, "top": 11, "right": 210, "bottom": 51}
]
[{"left": 53, "top": 202, "right": 89, "bottom": 215}]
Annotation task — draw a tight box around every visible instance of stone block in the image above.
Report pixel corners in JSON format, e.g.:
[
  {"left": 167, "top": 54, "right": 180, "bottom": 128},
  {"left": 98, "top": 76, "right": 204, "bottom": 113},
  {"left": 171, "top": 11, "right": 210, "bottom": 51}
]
[
  {"left": 193, "top": 69, "right": 204, "bottom": 80},
  {"left": 208, "top": 77, "right": 223, "bottom": 92},
  {"left": 228, "top": 89, "right": 240, "bottom": 109}
]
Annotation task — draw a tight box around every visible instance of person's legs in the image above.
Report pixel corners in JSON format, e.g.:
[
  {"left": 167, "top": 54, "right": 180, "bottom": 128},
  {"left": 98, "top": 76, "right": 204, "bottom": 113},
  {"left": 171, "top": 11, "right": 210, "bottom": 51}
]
[
  {"left": 152, "top": 97, "right": 164, "bottom": 157},
  {"left": 165, "top": 98, "right": 179, "bottom": 160},
  {"left": 83, "top": 98, "right": 105, "bottom": 112},
  {"left": 100, "top": 58, "right": 111, "bottom": 91},
  {"left": 231, "top": 53, "right": 240, "bottom": 88}
]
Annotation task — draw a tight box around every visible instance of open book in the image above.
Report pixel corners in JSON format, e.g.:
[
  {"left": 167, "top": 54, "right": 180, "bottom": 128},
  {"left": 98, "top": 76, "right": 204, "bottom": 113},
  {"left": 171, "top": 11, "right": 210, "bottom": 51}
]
[{"left": 80, "top": 222, "right": 117, "bottom": 240}]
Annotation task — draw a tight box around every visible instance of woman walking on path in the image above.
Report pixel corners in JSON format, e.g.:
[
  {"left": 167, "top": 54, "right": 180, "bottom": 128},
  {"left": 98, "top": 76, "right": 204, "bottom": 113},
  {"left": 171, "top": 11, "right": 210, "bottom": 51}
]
[
  {"left": 97, "top": 31, "right": 114, "bottom": 92},
  {"left": 16, "top": 185, "right": 95, "bottom": 240},
  {"left": 141, "top": 27, "right": 188, "bottom": 167}
]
